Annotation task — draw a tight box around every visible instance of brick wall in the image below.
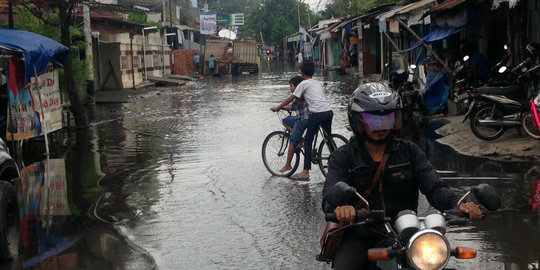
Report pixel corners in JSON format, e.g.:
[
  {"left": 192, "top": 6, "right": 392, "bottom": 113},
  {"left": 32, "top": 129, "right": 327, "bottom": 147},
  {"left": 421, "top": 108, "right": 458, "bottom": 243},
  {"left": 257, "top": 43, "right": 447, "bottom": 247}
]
[{"left": 172, "top": 50, "right": 199, "bottom": 76}]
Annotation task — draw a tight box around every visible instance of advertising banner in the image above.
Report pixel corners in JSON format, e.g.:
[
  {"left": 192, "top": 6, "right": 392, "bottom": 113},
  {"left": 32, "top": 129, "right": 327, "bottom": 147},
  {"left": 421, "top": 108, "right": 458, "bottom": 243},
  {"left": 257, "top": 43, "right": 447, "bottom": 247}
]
[
  {"left": 200, "top": 12, "right": 217, "bottom": 35},
  {"left": 6, "top": 61, "right": 63, "bottom": 141}
]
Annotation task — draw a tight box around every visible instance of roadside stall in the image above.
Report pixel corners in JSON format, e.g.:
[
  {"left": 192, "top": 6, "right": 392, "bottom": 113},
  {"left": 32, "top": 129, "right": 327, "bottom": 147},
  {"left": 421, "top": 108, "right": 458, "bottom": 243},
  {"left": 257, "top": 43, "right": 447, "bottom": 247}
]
[{"left": 0, "top": 28, "right": 69, "bottom": 261}]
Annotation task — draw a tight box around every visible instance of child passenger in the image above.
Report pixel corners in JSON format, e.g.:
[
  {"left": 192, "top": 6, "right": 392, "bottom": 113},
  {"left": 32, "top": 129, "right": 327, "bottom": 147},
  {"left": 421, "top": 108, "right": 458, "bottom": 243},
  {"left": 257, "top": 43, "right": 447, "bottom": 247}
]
[{"left": 278, "top": 76, "right": 308, "bottom": 173}]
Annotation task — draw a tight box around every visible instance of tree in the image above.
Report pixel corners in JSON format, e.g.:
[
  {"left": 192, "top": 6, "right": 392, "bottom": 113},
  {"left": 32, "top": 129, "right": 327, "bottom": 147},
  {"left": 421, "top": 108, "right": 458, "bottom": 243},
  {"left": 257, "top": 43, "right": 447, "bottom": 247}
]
[
  {"left": 20, "top": 0, "right": 88, "bottom": 128},
  {"left": 321, "top": 0, "right": 398, "bottom": 17},
  {"left": 243, "top": 0, "right": 315, "bottom": 46}
]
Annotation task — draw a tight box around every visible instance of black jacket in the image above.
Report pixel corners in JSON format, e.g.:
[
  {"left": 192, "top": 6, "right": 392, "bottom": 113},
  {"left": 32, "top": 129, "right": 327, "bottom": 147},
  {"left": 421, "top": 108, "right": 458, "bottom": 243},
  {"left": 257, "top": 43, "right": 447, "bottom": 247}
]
[{"left": 322, "top": 137, "right": 459, "bottom": 221}]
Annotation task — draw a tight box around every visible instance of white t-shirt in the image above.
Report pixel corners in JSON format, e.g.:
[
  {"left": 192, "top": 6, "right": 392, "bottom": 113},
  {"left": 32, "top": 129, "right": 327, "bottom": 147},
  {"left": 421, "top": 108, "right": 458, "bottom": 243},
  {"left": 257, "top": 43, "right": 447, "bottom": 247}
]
[{"left": 293, "top": 79, "right": 332, "bottom": 113}]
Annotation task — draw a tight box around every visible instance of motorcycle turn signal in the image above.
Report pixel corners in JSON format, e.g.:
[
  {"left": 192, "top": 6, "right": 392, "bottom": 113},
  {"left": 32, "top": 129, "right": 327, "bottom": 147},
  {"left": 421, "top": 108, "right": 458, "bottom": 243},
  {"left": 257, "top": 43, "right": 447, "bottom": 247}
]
[{"left": 452, "top": 247, "right": 477, "bottom": 259}]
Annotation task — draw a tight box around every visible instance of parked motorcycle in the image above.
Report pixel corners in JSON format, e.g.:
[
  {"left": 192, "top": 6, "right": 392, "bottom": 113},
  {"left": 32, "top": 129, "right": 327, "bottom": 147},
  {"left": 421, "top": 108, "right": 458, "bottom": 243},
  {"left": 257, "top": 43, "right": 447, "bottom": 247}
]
[
  {"left": 454, "top": 44, "right": 535, "bottom": 116},
  {"left": 388, "top": 65, "right": 425, "bottom": 125},
  {"left": 522, "top": 89, "right": 540, "bottom": 139},
  {"left": 462, "top": 45, "right": 540, "bottom": 140},
  {"left": 317, "top": 181, "right": 501, "bottom": 269}
]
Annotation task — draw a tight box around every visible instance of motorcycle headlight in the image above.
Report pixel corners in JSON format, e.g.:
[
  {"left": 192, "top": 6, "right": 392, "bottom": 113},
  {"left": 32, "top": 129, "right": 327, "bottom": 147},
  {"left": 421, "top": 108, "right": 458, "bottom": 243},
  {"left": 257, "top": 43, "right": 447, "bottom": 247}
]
[{"left": 407, "top": 229, "right": 450, "bottom": 270}]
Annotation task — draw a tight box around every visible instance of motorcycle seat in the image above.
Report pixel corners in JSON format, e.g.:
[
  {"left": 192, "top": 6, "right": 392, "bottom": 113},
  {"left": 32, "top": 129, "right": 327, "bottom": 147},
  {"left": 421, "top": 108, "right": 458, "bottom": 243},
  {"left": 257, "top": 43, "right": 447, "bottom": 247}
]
[{"left": 475, "top": 84, "right": 521, "bottom": 95}]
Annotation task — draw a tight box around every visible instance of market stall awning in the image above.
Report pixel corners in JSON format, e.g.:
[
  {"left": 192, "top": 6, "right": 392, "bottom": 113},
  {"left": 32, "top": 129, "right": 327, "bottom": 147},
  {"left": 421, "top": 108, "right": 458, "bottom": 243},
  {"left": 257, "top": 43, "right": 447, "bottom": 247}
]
[
  {"left": 0, "top": 29, "right": 69, "bottom": 84},
  {"left": 401, "top": 25, "right": 464, "bottom": 52}
]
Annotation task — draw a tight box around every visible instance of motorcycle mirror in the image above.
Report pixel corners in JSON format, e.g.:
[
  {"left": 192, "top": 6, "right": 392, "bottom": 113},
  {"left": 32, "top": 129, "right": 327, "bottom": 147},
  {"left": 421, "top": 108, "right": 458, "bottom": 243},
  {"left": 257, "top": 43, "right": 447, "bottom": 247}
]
[
  {"left": 457, "top": 184, "right": 501, "bottom": 211},
  {"left": 498, "top": 66, "right": 507, "bottom": 73},
  {"left": 463, "top": 55, "right": 470, "bottom": 62},
  {"left": 473, "top": 184, "right": 501, "bottom": 211},
  {"left": 326, "top": 182, "right": 369, "bottom": 209}
]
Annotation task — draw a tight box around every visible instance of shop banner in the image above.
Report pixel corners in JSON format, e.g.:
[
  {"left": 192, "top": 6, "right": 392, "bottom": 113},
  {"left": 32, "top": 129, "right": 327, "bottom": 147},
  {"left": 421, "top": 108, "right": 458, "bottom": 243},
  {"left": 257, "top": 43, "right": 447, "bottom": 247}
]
[
  {"left": 6, "top": 61, "right": 63, "bottom": 141},
  {"left": 200, "top": 12, "right": 217, "bottom": 35}
]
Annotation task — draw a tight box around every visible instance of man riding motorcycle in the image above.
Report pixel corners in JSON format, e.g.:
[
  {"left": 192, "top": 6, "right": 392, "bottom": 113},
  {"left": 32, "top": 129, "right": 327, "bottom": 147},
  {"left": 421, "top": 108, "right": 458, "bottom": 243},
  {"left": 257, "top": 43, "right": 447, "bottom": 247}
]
[{"left": 322, "top": 82, "right": 481, "bottom": 269}]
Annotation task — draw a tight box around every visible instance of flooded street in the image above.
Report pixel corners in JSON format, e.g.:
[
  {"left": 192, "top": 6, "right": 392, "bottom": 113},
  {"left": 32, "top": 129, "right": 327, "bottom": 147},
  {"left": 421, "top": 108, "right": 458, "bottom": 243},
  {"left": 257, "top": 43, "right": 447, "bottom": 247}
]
[{"left": 3, "top": 62, "right": 540, "bottom": 269}]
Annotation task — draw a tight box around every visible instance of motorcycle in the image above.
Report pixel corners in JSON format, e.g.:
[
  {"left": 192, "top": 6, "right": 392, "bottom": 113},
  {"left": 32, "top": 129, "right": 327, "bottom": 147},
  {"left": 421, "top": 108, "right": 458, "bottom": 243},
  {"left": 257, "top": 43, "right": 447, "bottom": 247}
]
[
  {"left": 454, "top": 44, "right": 536, "bottom": 116},
  {"left": 522, "top": 88, "right": 540, "bottom": 139},
  {"left": 317, "top": 181, "right": 501, "bottom": 269},
  {"left": 462, "top": 47, "right": 540, "bottom": 140},
  {"left": 388, "top": 65, "right": 425, "bottom": 125}
]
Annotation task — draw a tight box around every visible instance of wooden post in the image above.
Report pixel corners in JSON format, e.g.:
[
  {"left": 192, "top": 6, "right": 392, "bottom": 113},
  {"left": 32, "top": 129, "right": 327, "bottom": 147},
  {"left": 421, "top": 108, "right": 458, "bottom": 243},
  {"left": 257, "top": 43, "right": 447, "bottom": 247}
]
[{"left": 396, "top": 18, "right": 450, "bottom": 72}]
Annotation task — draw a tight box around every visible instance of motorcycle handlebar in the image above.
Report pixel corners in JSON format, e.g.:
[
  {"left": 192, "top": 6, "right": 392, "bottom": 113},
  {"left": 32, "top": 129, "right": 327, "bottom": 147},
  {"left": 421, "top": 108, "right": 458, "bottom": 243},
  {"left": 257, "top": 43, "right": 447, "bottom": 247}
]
[
  {"left": 325, "top": 209, "right": 378, "bottom": 223},
  {"left": 511, "top": 58, "right": 532, "bottom": 74}
]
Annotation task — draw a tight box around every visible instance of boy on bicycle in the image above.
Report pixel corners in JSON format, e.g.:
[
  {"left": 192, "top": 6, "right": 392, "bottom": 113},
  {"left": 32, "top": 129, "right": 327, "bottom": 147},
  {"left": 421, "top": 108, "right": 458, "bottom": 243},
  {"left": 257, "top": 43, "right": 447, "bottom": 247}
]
[
  {"left": 278, "top": 76, "right": 307, "bottom": 173},
  {"left": 272, "top": 60, "right": 333, "bottom": 181}
]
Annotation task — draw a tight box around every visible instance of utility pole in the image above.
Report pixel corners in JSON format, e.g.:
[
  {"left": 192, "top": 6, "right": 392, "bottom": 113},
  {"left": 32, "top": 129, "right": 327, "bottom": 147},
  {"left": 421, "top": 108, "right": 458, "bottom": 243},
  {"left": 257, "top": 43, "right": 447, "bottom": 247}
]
[
  {"left": 297, "top": 0, "right": 301, "bottom": 30},
  {"left": 162, "top": 0, "right": 167, "bottom": 77},
  {"left": 83, "top": 3, "right": 95, "bottom": 105},
  {"left": 8, "top": 0, "right": 13, "bottom": 28}
]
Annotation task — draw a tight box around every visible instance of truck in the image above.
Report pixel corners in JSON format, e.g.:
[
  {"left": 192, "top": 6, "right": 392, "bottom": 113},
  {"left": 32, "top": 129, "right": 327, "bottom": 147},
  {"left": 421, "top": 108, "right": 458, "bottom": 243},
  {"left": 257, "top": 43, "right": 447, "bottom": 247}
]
[
  {"left": 232, "top": 39, "right": 260, "bottom": 75},
  {"left": 203, "top": 39, "right": 231, "bottom": 76}
]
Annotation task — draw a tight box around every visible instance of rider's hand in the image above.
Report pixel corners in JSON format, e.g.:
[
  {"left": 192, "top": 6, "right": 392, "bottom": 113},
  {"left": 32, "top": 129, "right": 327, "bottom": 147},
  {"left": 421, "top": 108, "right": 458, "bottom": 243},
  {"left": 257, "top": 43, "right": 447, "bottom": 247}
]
[
  {"left": 335, "top": 205, "right": 356, "bottom": 225},
  {"left": 270, "top": 106, "right": 278, "bottom": 112},
  {"left": 458, "top": 202, "right": 482, "bottom": 220}
]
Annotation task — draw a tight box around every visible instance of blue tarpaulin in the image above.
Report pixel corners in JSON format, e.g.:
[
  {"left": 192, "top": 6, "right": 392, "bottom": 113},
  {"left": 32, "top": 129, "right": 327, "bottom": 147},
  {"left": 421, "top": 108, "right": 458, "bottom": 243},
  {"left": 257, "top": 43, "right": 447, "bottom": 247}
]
[
  {"left": 424, "top": 70, "right": 451, "bottom": 115},
  {"left": 0, "top": 28, "right": 69, "bottom": 84},
  {"left": 401, "top": 26, "right": 464, "bottom": 52}
]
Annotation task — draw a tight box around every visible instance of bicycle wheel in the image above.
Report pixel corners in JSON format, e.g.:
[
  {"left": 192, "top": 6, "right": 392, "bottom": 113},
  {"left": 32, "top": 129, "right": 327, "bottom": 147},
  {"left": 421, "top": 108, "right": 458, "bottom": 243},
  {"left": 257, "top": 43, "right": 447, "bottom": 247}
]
[
  {"left": 317, "top": 134, "right": 349, "bottom": 177},
  {"left": 262, "top": 131, "right": 300, "bottom": 177},
  {"left": 522, "top": 113, "right": 540, "bottom": 139}
]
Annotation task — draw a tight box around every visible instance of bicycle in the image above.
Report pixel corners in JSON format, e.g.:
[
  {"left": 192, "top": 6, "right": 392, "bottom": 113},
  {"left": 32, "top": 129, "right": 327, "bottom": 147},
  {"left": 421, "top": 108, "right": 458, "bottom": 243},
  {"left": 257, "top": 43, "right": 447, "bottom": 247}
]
[{"left": 262, "top": 110, "right": 349, "bottom": 178}]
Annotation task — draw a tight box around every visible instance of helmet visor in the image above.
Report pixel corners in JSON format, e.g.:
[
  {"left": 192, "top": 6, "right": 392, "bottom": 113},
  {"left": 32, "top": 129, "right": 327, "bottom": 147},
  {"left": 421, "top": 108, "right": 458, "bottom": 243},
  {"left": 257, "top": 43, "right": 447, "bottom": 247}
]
[{"left": 360, "top": 111, "right": 402, "bottom": 131}]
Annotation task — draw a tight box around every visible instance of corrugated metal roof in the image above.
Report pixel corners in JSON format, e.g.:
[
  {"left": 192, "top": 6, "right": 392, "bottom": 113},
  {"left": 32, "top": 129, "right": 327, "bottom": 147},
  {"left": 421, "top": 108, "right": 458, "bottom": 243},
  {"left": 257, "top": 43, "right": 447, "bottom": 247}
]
[
  {"left": 429, "top": 0, "right": 466, "bottom": 12},
  {"left": 377, "top": 0, "right": 437, "bottom": 20},
  {"left": 397, "top": 0, "right": 437, "bottom": 14}
]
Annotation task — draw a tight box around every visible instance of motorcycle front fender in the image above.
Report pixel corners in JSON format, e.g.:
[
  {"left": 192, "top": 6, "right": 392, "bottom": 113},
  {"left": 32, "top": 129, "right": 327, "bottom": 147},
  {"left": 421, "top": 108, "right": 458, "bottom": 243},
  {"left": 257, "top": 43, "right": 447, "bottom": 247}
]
[{"left": 462, "top": 100, "right": 476, "bottom": 123}]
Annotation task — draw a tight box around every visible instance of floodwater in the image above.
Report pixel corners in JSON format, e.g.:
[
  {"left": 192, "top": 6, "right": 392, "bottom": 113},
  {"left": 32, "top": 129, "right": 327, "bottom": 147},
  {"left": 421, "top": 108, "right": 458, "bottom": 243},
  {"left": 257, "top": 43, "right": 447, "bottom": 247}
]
[{"left": 2, "top": 59, "right": 540, "bottom": 269}]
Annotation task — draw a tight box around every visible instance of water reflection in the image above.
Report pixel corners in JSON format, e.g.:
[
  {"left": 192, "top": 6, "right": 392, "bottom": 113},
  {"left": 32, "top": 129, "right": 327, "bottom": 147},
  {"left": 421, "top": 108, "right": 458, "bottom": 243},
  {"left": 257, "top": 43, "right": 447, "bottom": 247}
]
[
  {"left": 0, "top": 127, "right": 157, "bottom": 270},
  {"left": 4, "top": 61, "right": 539, "bottom": 269}
]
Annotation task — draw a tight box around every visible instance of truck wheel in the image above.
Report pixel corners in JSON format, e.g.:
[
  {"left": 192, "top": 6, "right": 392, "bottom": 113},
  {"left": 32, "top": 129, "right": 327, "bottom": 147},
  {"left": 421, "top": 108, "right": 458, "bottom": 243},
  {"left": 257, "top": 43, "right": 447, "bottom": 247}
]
[{"left": 0, "top": 181, "right": 20, "bottom": 261}]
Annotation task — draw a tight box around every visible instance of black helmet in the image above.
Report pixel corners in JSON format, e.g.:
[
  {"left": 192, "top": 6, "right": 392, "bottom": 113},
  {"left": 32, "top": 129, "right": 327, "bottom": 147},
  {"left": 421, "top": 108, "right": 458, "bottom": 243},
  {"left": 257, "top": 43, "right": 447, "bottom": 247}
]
[{"left": 348, "top": 82, "right": 402, "bottom": 137}]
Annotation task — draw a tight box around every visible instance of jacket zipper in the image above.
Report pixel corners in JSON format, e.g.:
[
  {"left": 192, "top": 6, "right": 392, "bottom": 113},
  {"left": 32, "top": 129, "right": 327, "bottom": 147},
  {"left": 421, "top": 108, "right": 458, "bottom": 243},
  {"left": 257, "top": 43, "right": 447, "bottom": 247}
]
[{"left": 387, "top": 162, "right": 410, "bottom": 169}]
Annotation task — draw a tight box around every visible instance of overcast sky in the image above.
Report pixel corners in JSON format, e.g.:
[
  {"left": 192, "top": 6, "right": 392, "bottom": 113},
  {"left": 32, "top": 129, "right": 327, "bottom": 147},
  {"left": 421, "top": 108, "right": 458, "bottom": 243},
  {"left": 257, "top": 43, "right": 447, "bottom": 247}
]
[{"left": 304, "top": 0, "right": 329, "bottom": 12}]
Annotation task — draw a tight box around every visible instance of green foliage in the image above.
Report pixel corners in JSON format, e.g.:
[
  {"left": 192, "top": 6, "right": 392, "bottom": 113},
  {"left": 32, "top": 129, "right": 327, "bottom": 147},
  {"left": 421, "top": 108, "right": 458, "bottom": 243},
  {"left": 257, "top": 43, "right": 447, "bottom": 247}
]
[
  {"left": 176, "top": 0, "right": 197, "bottom": 28},
  {"left": 242, "top": 0, "right": 315, "bottom": 45},
  {"left": 127, "top": 12, "right": 148, "bottom": 24},
  {"left": 320, "top": 0, "right": 399, "bottom": 17},
  {"left": 14, "top": 5, "right": 89, "bottom": 96},
  {"left": 127, "top": 12, "right": 161, "bottom": 30}
]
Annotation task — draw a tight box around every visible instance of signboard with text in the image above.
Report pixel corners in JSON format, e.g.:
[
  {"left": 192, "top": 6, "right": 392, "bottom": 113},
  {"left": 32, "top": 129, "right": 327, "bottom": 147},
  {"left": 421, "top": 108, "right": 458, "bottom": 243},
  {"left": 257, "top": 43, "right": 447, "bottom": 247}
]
[
  {"left": 231, "top": 13, "right": 244, "bottom": 26},
  {"left": 217, "top": 14, "right": 230, "bottom": 26},
  {"left": 6, "top": 61, "right": 63, "bottom": 141},
  {"left": 200, "top": 12, "right": 217, "bottom": 35}
]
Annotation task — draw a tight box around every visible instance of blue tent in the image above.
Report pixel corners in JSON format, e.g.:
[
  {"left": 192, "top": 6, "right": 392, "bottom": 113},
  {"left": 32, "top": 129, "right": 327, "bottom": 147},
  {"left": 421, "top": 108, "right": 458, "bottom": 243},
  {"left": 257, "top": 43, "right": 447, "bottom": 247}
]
[{"left": 0, "top": 28, "right": 69, "bottom": 84}]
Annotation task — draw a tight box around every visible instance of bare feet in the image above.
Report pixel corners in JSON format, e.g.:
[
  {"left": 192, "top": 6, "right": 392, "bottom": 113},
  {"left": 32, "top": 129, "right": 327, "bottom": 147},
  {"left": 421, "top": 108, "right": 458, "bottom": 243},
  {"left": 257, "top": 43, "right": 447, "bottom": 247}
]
[
  {"left": 279, "top": 165, "right": 292, "bottom": 173},
  {"left": 297, "top": 170, "right": 309, "bottom": 179}
]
